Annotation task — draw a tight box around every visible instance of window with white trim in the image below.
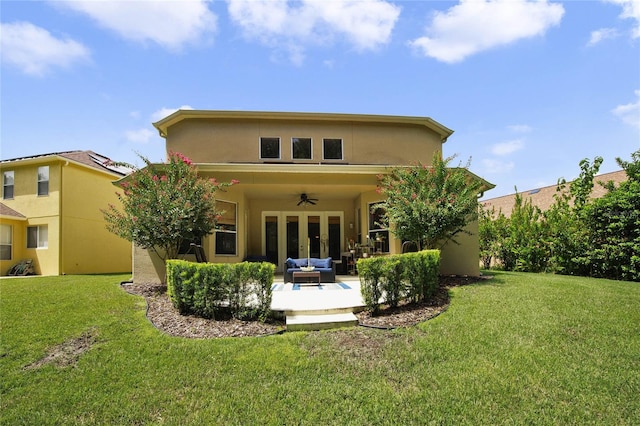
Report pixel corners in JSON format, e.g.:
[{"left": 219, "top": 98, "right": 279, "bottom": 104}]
[
  {"left": 292, "top": 137, "right": 312, "bottom": 160},
  {"left": 27, "top": 225, "right": 48, "bottom": 249},
  {"left": 215, "top": 200, "right": 237, "bottom": 255},
  {"left": 0, "top": 224, "right": 12, "bottom": 260},
  {"left": 3, "top": 171, "right": 14, "bottom": 199},
  {"left": 260, "top": 137, "right": 280, "bottom": 159},
  {"left": 37, "top": 166, "right": 49, "bottom": 196},
  {"left": 323, "top": 138, "right": 343, "bottom": 160}
]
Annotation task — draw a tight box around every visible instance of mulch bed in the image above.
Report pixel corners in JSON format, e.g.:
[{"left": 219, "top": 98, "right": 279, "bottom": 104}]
[{"left": 122, "top": 275, "right": 490, "bottom": 338}]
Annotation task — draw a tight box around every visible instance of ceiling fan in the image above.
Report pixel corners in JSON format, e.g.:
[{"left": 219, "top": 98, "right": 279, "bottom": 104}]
[{"left": 297, "top": 193, "right": 318, "bottom": 206}]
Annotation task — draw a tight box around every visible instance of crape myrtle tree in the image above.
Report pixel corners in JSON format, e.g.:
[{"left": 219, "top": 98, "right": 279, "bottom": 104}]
[
  {"left": 376, "top": 153, "right": 484, "bottom": 250},
  {"left": 102, "top": 152, "right": 238, "bottom": 263}
]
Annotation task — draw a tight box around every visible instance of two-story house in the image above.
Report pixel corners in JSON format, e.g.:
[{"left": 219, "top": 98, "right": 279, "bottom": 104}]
[
  {"left": 0, "top": 151, "right": 133, "bottom": 276},
  {"left": 132, "top": 110, "right": 493, "bottom": 284}
]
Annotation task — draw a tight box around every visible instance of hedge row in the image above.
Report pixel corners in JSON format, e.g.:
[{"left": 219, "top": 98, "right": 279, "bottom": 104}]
[
  {"left": 357, "top": 250, "right": 440, "bottom": 314},
  {"left": 166, "top": 260, "right": 275, "bottom": 322}
]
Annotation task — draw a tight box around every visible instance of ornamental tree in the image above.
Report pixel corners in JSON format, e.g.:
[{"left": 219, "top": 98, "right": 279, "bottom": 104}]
[
  {"left": 376, "top": 153, "right": 484, "bottom": 250},
  {"left": 102, "top": 152, "right": 238, "bottom": 263}
]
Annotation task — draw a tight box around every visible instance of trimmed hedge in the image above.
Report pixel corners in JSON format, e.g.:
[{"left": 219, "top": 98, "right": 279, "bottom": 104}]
[
  {"left": 166, "top": 260, "right": 275, "bottom": 322},
  {"left": 357, "top": 250, "right": 440, "bottom": 314}
]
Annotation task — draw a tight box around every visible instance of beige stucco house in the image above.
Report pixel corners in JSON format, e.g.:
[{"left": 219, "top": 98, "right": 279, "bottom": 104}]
[{"left": 132, "top": 110, "right": 493, "bottom": 284}]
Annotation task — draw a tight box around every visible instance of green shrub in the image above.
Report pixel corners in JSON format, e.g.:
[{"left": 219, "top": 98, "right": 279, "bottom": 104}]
[
  {"left": 357, "top": 256, "right": 386, "bottom": 314},
  {"left": 358, "top": 250, "right": 440, "bottom": 314},
  {"left": 166, "top": 260, "right": 275, "bottom": 321}
]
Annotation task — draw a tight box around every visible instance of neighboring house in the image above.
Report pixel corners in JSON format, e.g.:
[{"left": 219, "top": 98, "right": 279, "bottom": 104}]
[
  {"left": 0, "top": 151, "right": 133, "bottom": 276},
  {"left": 132, "top": 110, "right": 494, "bottom": 284},
  {"left": 481, "top": 169, "right": 627, "bottom": 217}
]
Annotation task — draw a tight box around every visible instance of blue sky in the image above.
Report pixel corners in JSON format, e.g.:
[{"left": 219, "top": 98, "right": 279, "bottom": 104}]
[{"left": 1, "top": 0, "right": 639, "bottom": 198}]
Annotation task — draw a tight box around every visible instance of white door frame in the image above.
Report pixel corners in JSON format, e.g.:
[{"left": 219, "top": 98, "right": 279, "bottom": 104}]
[{"left": 261, "top": 211, "right": 344, "bottom": 272}]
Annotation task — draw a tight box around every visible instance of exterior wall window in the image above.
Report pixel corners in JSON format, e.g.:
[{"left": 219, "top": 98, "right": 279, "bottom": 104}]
[
  {"left": 27, "top": 225, "right": 48, "bottom": 249},
  {"left": 292, "top": 137, "right": 312, "bottom": 160},
  {"left": 0, "top": 224, "right": 12, "bottom": 260},
  {"left": 260, "top": 137, "right": 280, "bottom": 159},
  {"left": 215, "top": 201, "right": 237, "bottom": 255},
  {"left": 368, "top": 202, "right": 389, "bottom": 253},
  {"left": 37, "top": 166, "right": 49, "bottom": 196},
  {"left": 3, "top": 171, "right": 14, "bottom": 199},
  {"left": 323, "top": 138, "right": 343, "bottom": 160}
]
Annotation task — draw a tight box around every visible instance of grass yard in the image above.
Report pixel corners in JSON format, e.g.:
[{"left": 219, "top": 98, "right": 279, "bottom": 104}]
[{"left": 1, "top": 272, "right": 639, "bottom": 425}]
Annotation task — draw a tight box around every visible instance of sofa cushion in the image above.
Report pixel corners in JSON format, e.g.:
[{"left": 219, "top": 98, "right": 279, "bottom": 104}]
[
  {"left": 286, "top": 258, "right": 308, "bottom": 268},
  {"left": 310, "top": 257, "right": 332, "bottom": 268}
]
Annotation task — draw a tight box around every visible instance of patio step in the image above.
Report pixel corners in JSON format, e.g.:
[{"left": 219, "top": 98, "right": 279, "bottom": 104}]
[{"left": 286, "top": 309, "right": 359, "bottom": 331}]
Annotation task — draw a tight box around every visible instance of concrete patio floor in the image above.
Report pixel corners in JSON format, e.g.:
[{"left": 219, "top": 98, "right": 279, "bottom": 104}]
[{"left": 270, "top": 274, "right": 365, "bottom": 313}]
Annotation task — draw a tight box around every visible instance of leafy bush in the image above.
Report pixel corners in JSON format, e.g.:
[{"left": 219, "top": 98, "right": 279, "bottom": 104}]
[
  {"left": 166, "top": 260, "right": 275, "bottom": 321},
  {"left": 482, "top": 150, "right": 640, "bottom": 282},
  {"left": 357, "top": 256, "right": 386, "bottom": 314},
  {"left": 358, "top": 250, "right": 440, "bottom": 314}
]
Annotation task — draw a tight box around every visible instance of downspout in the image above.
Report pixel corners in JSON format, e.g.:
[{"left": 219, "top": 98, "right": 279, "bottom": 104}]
[{"left": 59, "top": 161, "right": 68, "bottom": 275}]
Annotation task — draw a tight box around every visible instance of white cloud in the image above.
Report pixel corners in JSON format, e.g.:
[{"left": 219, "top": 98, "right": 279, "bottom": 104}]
[
  {"left": 53, "top": 0, "right": 217, "bottom": 50},
  {"left": 491, "top": 139, "right": 525, "bottom": 156},
  {"left": 606, "top": 0, "right": 640, "bottom": 38},
  {"left": 125, "top": 128, "right": 155, "bottom": 144},
  {"left": 408, "top": 0, "right": 564, "bottom": 63},
  {"left": 0, "top": 21, "right": 90, "bottom": 76},
  {"left": 587, "top": 27, "right": 620, "bottom": 46},
  {"left": 507, "top": 124, "right": 533, "bottom": 133},
  {"left": 612, "top": 89, "right": 640, "bottom": 130},
  {"left": 151, "top": 105, "right": 194, "bottom": 122},
  {"left": 227, "top": 0, "right": 400, "bottom": 64},
  {"left": 482, "top": 158, "right": 515, "bottom": 174}
]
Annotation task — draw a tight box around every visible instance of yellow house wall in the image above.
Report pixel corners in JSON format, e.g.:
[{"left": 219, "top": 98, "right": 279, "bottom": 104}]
[
  {"left": 165, "top": 118, "right": 442, "bottom": 166},
  {"left": 0, "top": 219, "right": 26, "bottom": 275},
  {"left": 0, "top": 161, "right": 61, "bottom": 275},
  {"left": 440, "top": 220, "right": 481, "bottom": 276},
  {"left": 60, "top": 164, "right": 132, "bottom": 275}
]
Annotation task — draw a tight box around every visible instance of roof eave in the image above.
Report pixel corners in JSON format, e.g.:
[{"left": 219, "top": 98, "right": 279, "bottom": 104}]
[{"left": 153, "top": 110, "right": 454, "bottom": 142}]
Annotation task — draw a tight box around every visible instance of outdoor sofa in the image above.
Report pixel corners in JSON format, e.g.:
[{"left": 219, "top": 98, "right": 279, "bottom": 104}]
[{"left": 284, "top": 257, "right": 336, "bottom": 283}]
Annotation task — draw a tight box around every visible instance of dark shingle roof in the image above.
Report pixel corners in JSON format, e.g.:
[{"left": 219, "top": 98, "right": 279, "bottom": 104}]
[
  {"left": 481, "top": 169, "right": 628, "bottom": 217},
  {"left": 0, "top": 150, "right": 132, "bottom": 176},
  {"left": 0, "top": 203, "right": 26, "bottom": 219}
]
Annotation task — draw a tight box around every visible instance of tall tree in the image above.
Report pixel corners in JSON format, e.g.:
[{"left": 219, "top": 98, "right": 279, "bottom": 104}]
[
  {"left": 102, "top": 152, "right": 238, "bottom": 263},
  {"left": 376, "top": 153, "right": 484, "bottom": 250}
]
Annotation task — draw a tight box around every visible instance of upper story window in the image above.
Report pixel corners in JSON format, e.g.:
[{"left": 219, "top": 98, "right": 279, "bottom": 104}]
[
  {"left": 37, "top": 166, "right": 49, "bottom": 196},
  {"left": 292, "top": 137, "right": 312, "bottom": 160},
  {"left": 323, "top": 138, "right": 343, "bottom": 160},
  {"left": 3, "top": 171, "right": 14, "bottom": 199},
  {"left": 27, "top": 225, "right": 48, "bottom": 249},
  {"left": 260, "top": 137, "right": 280, "bottom": 160},
  {"left": 215, "top": 200, "right": 237, "bottom": 255},
  {"left": 0, "top": 224, "right": 12, "bottom": 260}
]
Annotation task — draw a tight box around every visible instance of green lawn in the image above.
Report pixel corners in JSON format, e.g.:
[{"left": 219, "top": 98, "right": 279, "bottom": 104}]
[{"left": 1, "top": 272, "right": 639, "bottom": 425}]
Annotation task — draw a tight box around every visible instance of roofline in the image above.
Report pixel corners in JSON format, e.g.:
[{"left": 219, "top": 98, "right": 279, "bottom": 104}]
[
  {"left": 114, "top": 163, "right": 493, "bottom": 196},
  {"left": 152, "top": 110, "right": 454, "bottom": 143},
  {"left": 195, "top": 163, "right": 390, "bottom": 175},
  {"left": 0, "top": 214, "right": 27, "bottom": 221},
  {"left": 0, "top": 152, "right": 126, "bottom": 177},
  {"left": 481, "top": 168, "right": 626, "bottom": 203}
]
